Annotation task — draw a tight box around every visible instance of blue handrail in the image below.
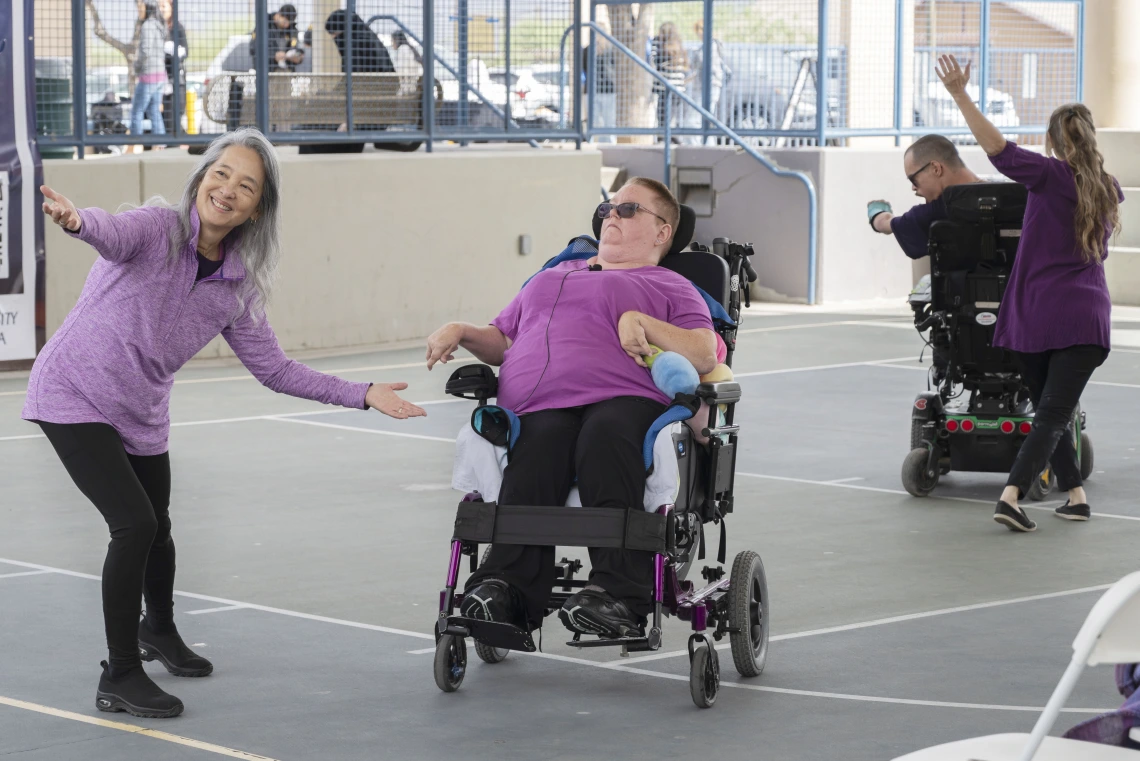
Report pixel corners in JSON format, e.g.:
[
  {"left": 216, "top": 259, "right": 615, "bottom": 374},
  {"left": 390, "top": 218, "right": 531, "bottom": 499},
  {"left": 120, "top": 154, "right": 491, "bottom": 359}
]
[{"left": 575, "top": 22, "right": 820, "bottom": 305}]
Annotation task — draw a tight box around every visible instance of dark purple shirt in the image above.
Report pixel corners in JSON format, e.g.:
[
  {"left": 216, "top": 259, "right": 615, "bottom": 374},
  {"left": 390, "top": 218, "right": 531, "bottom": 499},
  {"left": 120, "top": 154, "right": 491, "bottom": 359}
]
[
  {"left": 988, "top": 141, "right": 1119, "bottom": 354},
  {"left": 889, "top": 197, "right": 948, "bottom": 259}
]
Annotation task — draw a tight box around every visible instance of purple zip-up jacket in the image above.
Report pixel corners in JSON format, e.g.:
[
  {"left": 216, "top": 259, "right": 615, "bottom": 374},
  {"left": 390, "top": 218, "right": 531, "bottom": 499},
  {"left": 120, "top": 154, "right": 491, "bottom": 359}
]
[{"left": 22, "top": 204, "right": 370, "bottom": 455}]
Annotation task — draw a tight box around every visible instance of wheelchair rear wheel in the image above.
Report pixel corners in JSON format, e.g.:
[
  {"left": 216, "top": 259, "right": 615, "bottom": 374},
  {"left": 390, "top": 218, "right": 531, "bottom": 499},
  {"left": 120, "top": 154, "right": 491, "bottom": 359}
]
[
  {"left": 689, "top": 643, "right": 720, "bottom": 709},
  {"left": 729, "top": 550, "right": 768, "bottom": 678},
  {"left": 433, "top": 634, "right": 467, "bottom": 693}
]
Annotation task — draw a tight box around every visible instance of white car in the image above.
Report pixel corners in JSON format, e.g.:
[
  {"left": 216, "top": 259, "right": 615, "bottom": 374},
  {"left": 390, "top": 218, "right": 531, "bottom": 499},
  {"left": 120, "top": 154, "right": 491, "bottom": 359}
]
[
  {"left": 488, "top": 67, "right": 559, "bottom": 123},
  {"left": 914, "top": 82, "right": 1020, "bottom": 140}
]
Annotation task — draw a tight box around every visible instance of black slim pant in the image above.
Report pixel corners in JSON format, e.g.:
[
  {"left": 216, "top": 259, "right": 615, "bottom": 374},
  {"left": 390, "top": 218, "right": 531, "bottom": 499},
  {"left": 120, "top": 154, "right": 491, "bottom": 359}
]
[
  {"left": 467, "top": 396, "right": 667, "bottom": 627},
  {"left": 1007, "top": 345, "right": 1107, "bottom": 498},
  {"left": 39, "top": 422, "right": 175, "bottom": 670}
]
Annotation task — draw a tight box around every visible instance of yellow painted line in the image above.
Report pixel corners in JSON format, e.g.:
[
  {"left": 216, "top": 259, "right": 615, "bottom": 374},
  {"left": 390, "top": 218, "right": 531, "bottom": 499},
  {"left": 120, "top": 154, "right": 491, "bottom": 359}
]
[{"left": 0, "top": 695, "right": 280, "bottom": 760}]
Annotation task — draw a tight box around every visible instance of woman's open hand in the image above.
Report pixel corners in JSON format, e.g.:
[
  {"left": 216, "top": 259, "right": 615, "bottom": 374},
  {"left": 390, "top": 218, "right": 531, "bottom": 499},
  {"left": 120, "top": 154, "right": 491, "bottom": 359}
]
[
  {"left": 365, "top": 382, "right": 426, "bottom": 419},
  {"left": 41, "top": 185, "right": 82, "bottom": 232},
  {"left": 935, "top": 54, "right": 971, "bottom": 98},
  {"left": 619, "top": 311, "right": 652, "bottom": 367},
  {"left": 426, "top": 323, "right": 465, "bottom": 370}
]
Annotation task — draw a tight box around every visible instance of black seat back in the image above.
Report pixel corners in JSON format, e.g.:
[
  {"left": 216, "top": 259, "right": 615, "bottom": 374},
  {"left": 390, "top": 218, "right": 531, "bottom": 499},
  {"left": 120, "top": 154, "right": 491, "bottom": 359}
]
[
  {"left": 927, "top": 182, "right": 1027, "bottom": 378},
  {"left": 658, "top": 250, "right": 731, "bottom": 311}
]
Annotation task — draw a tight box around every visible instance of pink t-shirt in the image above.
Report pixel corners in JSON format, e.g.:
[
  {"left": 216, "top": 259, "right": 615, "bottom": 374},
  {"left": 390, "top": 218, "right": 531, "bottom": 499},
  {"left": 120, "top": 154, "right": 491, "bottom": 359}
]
[{"left": 492, "top": 260, "right": 714, "bottom": 414}]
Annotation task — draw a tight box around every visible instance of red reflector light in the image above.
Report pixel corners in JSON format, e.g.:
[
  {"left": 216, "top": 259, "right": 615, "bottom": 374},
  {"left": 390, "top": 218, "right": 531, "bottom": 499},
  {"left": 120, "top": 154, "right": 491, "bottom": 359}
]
[
  {"left": 960, "top": 419, "right": 975, "bottom": 433},
  {"left": 1019, "top": 421, "right": 1033, "bottom": 435},
  {"left": 1000, "top": 421, "right": 1015, "bottom": 434},
  {"left": 945, "top": 419, "right": 959, "bottom": 432}
]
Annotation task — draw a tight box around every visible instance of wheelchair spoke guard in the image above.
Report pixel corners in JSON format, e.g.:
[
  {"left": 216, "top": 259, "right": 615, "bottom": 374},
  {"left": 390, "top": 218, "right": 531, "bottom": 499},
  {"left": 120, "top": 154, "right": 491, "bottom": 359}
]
[{"left": 447, "top": 616, "right": 537, "bottom": 653}]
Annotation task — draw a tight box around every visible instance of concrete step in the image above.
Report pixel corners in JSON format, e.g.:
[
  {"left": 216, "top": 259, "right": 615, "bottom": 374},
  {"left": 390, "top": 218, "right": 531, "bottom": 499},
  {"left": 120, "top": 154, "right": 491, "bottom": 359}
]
[
  {"left": 600, "top": 165, "right": 622, "bottom": 195},
  {"left": 1106, "top": 245, "right": 1140, "bottom": 306}
]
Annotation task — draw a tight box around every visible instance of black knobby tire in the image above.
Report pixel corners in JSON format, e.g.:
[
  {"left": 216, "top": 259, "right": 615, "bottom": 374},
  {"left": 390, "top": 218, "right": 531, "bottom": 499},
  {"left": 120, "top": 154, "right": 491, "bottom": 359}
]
[
  {"left": 433, "top": 634, "right": 467, "bottom": 693},
  {"left": 1080, "top": 432, "right": 1094, "bottom": 481},
  {"left": 689, "top": 645, "right": 719, "bottom": 709},
  {"left": 910, "top": 417, "right": 928, "bottom": 451},
  {"left": 901, "top": 448, "right": 939, "bottom": 497},
  {"left": 728, "top": 550, "right": 769, "bottom": 678}
]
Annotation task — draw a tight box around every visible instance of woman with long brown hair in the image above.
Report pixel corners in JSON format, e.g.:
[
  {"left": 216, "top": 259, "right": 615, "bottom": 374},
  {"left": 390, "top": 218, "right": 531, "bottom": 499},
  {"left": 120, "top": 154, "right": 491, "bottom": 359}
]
[
  {"left": 937, "top": 54, "right": 1122, "bottom": 532},
  {"left": 652, "top": 22, "right": 689, "bottom": 131}
]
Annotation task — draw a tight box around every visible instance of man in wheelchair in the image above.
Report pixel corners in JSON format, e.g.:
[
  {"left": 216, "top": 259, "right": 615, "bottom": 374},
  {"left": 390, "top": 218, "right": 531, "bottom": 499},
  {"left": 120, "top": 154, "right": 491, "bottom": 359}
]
[{"left": 425, "top": 178, "right": 718, "bottom": 639}]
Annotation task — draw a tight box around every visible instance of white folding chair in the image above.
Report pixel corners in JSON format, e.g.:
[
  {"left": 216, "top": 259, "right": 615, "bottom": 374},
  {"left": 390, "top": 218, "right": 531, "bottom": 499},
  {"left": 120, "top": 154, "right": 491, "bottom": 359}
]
[{"left": 894, "top": 571, "right": 1140, "bottom": 761}]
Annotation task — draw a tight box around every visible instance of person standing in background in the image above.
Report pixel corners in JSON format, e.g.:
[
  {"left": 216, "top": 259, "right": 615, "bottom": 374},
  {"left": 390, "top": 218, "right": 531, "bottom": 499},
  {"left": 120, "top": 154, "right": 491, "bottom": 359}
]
[{"left": 158, "top": 0, "right": 187, "bottom": 137}]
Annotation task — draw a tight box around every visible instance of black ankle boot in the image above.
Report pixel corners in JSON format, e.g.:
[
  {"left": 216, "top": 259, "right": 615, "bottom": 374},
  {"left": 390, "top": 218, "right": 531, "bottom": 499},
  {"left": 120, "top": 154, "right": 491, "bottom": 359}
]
[
  {"left": 96, "top": 661, "right": 184, "bottom": 718},
  {"left": 139, "top": 618, "right": 214, "bottom": 677}
]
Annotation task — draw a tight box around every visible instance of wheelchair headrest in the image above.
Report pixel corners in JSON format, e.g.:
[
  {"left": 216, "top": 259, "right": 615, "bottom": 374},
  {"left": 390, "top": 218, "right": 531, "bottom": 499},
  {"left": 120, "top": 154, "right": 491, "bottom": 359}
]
[
  {"left": 941, "top": 182, "right": 1028, "bottom": 226},
  {"left": 592, "top": 204, "right": 697, "bottom": 257}
]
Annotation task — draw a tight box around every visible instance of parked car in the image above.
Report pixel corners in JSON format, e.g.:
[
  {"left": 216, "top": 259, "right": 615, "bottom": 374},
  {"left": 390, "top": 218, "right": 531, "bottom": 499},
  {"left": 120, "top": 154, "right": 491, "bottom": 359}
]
[
  {"left": 488, "top": 66, "right": 558, "bottom": 124},
  {"left": 913, "top": 81, "right": 1020, "bottom": 141}
]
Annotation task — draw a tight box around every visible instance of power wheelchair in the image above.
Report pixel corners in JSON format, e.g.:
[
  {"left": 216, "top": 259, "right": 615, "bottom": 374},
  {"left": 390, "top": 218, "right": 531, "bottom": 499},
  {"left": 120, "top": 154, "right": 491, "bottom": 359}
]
[
  {"left": 432, "top": 205, "right": 769, "bottom": 708},
  {"left": 902, "top": 182, "right": 1094, "bottom": 498}
]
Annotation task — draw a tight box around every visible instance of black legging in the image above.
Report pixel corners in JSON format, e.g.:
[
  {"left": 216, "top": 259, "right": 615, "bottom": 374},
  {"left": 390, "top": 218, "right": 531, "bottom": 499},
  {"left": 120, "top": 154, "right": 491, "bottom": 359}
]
[
  {"left": 38, "top": 422, "right": 175, "bottom": 670},
  {"left": 1007, "top": 345, "right": 1107, "bottom": 497},
  {"left": 467, "top": 396, "right": 667, "bottom": 627}
]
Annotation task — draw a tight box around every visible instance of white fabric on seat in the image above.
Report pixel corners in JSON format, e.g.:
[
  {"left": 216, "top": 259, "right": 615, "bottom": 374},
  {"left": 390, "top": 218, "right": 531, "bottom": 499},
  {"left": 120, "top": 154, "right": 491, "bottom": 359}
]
[
  {"left": 892, "top": 733, "right": 1140, "bottom": 761},
  {"left": 452, "top": 422, "right": 682, "bottom": 512}
]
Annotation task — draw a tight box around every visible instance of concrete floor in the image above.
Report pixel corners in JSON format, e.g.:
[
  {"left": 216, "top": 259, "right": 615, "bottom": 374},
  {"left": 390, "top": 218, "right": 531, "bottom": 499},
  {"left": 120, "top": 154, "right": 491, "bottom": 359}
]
[{"left": 2, "top": 304, "right": 1138, "bottom": 760}]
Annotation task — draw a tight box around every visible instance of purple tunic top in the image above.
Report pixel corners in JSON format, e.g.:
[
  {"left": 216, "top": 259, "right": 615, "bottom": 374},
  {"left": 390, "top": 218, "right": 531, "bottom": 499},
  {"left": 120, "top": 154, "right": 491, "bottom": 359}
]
[
  {"left": 23, "top": 205, "right": 370, "bottom": 455},
  {"left": 988, "top": 141, "right": 1120, "bottom": 354},
  {"left": 491, "top": 260, "right": 713, "bottom": 415}
]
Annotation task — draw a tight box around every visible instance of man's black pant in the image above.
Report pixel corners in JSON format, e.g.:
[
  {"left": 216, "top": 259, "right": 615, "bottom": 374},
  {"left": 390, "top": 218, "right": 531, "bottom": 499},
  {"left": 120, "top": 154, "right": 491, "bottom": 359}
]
[
  {"left": 38, "top": 422, "right": 175, "bottom": 670},
  {"left": 1007, "top": 345, "right": 1107, "bottom": 498},
  {"left": 467, "top": 396, "right": 667, "bottom": 627}
]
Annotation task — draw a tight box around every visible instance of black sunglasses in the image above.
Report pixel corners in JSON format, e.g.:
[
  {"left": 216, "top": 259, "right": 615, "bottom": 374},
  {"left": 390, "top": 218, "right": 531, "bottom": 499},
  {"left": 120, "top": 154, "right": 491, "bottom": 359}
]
[
  {"left": 596, "top": 202, "right": 669, "bottom": 226},
  {"left": 907, "top": 161, "right": 934, "bottom": 186}
]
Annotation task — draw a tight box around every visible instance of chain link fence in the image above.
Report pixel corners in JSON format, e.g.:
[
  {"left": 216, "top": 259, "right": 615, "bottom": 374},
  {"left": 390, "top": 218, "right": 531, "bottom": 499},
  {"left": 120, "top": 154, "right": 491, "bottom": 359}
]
[{"left": 31, "top": 0, "right": 1083, "bottom": 154}]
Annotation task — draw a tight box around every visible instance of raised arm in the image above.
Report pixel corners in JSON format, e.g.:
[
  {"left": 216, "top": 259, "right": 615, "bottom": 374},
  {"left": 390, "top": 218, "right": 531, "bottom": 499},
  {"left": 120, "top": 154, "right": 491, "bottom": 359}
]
[
  {"left": 936, "top": 55, "right": 1005, "bottom": 156},
  {"left": 42, "top": 185, "right": 165, "bottom": 263},
  {"left": 426, "top": 323, "right": 511, "bottom": 369}
]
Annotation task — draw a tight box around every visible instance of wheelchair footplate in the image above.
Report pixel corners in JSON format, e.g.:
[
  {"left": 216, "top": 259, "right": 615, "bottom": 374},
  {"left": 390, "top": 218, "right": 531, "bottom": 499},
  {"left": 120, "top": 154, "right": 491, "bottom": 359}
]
[
  {"left": 440, "top": 616, "right": 537, "bottom": 653},
  {"left": 565, "top": 628, "right": 661, "bottom": 653}
]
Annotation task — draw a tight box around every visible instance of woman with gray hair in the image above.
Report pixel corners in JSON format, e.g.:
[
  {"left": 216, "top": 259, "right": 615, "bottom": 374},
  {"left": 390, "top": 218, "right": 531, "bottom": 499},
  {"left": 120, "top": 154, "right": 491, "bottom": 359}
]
[{"left": 26, "top": 128, "right": 424, "bottom": 718}]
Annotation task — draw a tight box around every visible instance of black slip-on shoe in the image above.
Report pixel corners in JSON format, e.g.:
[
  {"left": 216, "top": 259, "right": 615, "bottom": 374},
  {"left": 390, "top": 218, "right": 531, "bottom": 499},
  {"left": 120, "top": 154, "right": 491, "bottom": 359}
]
[
  {"left": 994, "top": 501, "right": 1037, "bottom": 532},
  {"left": 96, "top": 661, "right": 184, "bottom": 719},
  {"left": 1054, "top": 501, "right": 1091, "bottom": 521},
  {"left": 558, "top": 588, "right": 643, "bottom": 639},
  {"left": 459, "top": 579, "right": 523, "bottom": 626},
  {"left": 139, "top": 618, "right": 213, "bottom": 677}
]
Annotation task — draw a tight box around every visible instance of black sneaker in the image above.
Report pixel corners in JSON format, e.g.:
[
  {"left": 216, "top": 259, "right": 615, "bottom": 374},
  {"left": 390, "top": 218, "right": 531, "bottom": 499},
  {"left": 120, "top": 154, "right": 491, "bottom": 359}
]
[
  {"left": 1054, "top": 501, "right": 1091, "bottom": 521},
  {"left": 994, "top": 501, "right": 1037, "bottom": 532},
  {"left": 139, "top": 618, "right": 213, "bottom": 677},
  {"left": 459, "top": 579, "right": 522, "bottom": 626},
  {"left": 96, "top": 661, "right": 184, "bottom": 718},
  {"left": 558, "top": 588, "right": 643, "bottom": 638}
]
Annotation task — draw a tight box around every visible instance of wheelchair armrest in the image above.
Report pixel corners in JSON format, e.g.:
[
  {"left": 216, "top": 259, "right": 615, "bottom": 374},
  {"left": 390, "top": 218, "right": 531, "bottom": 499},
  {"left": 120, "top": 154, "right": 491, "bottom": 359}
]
[
  {"left": 695, "top": 382, "right": 741, "bottom": 406},
  {"left": 446, "top": 364, "right": 498, "bottom": 402}
]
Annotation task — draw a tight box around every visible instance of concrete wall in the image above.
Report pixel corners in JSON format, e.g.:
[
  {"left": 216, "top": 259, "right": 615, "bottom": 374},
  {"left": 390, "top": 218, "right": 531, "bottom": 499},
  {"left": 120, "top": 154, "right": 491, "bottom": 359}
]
[
  {"left": 600, "top": 143, "right": 999, "bottom": 304},
  {"left": 42, "top": 148, "right": 602, "bottom": 357}
]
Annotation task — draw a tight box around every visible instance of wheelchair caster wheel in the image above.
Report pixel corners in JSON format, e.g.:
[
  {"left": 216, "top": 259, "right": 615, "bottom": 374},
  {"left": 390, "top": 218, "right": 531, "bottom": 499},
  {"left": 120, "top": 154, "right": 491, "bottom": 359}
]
[
  {"left": 729, "top": 550, "right": 769, "bottom": 678},
  {"left": 433, "top": 634, "right": 467, "bottom": 693},
  {"left": 1027, "top": 467, "right": 1055, "bottom": 502},
  {"left": 474, "top": 640, "right": 510, "bottom": 664},
  {"left": 689, "top": 644, "right": 719, "bottom": 709},
  {"left": 1080, "top": 432, "right": 1094, "bottom": 481},
  {"left": 901, "top": 448, "right": 939, "bottom": 497}
]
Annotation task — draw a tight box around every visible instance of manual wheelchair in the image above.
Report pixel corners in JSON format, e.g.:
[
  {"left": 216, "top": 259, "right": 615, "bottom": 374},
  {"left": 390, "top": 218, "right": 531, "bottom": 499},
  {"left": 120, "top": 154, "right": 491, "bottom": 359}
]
[
  {"left": 432, "top": 205, "right": 770, "bottom": 708},
  {"left": 902, "top": 182, "right": 1093, "bottom": 498}
]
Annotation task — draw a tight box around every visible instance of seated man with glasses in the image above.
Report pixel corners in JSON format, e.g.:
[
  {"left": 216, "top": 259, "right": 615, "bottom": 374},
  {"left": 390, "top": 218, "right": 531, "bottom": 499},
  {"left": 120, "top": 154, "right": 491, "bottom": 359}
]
[
  {"left": 866, "top": 134, "right": 982, "bottom": 258},
  {"left": 424, "top": 177, "right": 718, "bottom": 638}
]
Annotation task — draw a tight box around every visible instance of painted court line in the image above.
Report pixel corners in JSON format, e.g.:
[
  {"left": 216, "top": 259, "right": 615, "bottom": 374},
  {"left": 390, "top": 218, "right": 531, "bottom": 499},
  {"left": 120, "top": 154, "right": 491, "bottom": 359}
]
[
  {"left": 0, "top": 569, "right": 52, "bottom": 580},
  {"left": 618, "top": 583, "right": 1113, "bottom": 666},
  {"left": 268, "top": 416, "right": 459, "bottom": 443},
  {"left": 0, "top": 557, "right": 1115, "bottom": 714},
  {"left": 187, "top": 604, "right": 248, "bottom": 616},
  {"left": 736, "top": 319, "right": 911, "bottom": 335},
  {"left": 733, "top": 357, "right": 917, "bottom": 378},
  {"left": 735, "top": 471, "right": 1140, "bottom": 521},
  {"left": 0, "top": 695, "right": 279, "bottom": 760}
]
